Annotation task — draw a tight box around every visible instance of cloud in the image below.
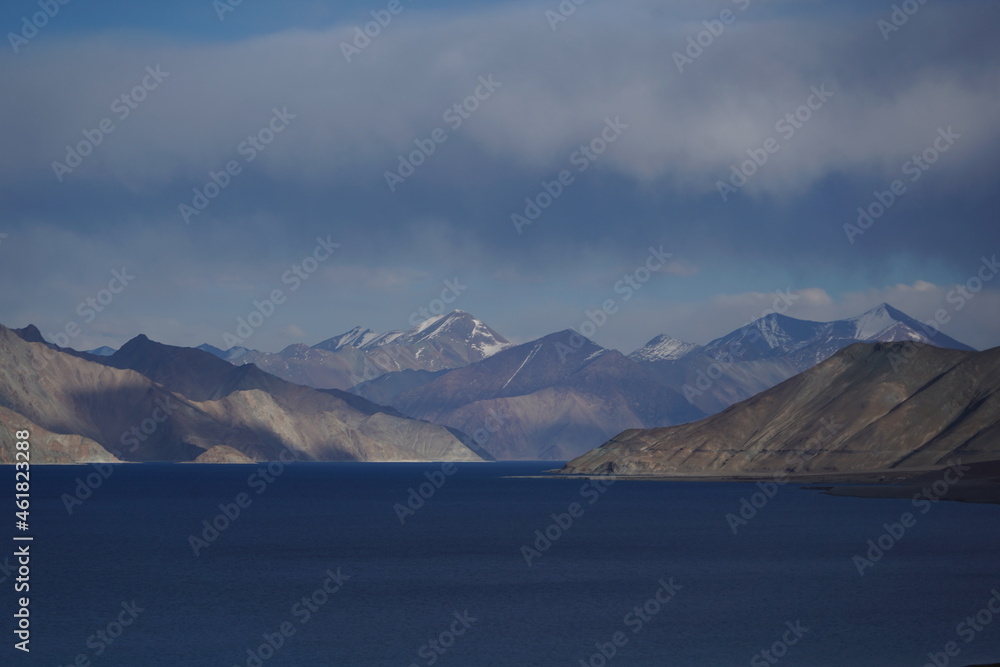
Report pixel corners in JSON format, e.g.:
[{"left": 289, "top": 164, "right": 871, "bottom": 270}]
[
  {"left": 794, "top": 288, "right": 833, "bottom": 307},
  {"left": 281, "top": 324, "right": 306, "bottom": 339},
  {"left": 0, "top": 0, "right": 997, "bottom": 354},
  {"left": 2, "top": 2, "right": 997, "bottom": 196},
  {"left": 660, "top": 259, "right": 700, "bottom": 277},
  {"left": 323, "top": 266, "right": 430, "bottom": 291}
]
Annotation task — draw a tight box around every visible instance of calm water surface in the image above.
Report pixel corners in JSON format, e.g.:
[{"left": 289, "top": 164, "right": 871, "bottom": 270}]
[{"left": 5, "top": 462, "right": 999, "bottom": 666}]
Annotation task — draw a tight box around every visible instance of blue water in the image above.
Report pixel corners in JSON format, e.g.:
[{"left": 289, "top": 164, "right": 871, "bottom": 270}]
[{"left": 4, "top": 462, "right": 1000, "bottom": 666}]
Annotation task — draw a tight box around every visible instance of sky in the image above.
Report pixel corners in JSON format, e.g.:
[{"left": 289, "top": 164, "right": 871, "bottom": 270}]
[{"left": 0, "top": 0, "right": 998, "bottom": 354}]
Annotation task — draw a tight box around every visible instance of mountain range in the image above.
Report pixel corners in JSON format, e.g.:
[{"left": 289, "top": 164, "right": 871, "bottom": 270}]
[
  {"left": 628, "top": 302, "right": 975, "bottom": 414},
  {"left": 372, "top": 330, "right": 705, "bottom": 460},
  {"left": 344, "top": 304, "right": 975, "bottom": 459},
  {"left": 201, "top": 311, "right": 511, "bottom": 391},
  {"left": 1, "top": 303, "right": 978, "bottom": 463},
  {"left": 0, "top": 324, "right": 488, "bottom": 464},
  {"left": 561, "top": 341, "right": 1000, "bottom": 476}
]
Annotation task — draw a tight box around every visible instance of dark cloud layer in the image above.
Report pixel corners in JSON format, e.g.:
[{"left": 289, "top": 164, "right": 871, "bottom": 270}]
[{"left": 1, "top": 0, "right": 998, "bottom": 352}]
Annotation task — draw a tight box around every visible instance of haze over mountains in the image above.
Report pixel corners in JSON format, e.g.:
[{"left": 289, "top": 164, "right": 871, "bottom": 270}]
[
  {"left": 0, "top": 303, "right": 979, "bottom": 463},
  {"left": 562, "top": 342, "right": 1000, "bottom": 476}
]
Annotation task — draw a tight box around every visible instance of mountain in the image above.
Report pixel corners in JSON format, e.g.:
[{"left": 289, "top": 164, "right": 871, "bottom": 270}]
[
  {"left": 561, "top": 342, "right": 1000, "bottom": 476},
  {"left": 103, "top": 333, "right": 490, "bottom": 461},
  {"left": 1, "top": 325, "right": 231, "bottom": 462},
  {"left": 0, "top": 324, "right": 486, "bottom": 464},
  {"left": 85, "top": 346, "right": 116, "bottom": 356},
  {"left": 376, "top": 330, "right": 704, "bottom": 460},
  {"left": 8, "top": 302, "right": 976, "bottom": 465},
  {"left": 370, "top": 310, "right": 510, "bottom": 359},
  {"left": 313, "top": 326, "right": 382, "bottom": 351},
  {"left": 628, "top": 334, "right": 701, "bottom": 362},
  {"left": 633, "top": 303, "right": 975, "bottom": 415},
  {"left": 11, "top": 324, "right": 107, "bottom": 364},
  {"left": 14, "top": 324, "right": 47, "bottom": 344},
  {"left": 197, "top": 343, "right": 251, "bottom": 363},
  {"left": 846, "top": 302, "right": 974, "bottom": 349},
  {"left": 207, "top": 311, "right": 512, "bottom": 390},
  {"left": 0, "top": 404, "right": 118, "bottom": 464},
  {"left": 700, "top": 303, "right": 973, "bottom": 365},
  {"left": 349, "top": 369, "right": 449, "bottom": 407}
]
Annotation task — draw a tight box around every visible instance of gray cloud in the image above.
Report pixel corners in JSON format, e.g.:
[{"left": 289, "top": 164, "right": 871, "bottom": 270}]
[{"left": 0, "top": 0, "right": 998, "bottom": 353}]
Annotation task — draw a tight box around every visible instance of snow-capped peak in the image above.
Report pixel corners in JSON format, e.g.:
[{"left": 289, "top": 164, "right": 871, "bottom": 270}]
[
  {"left": 405, "top": 311, "right": 511, "bottom": 358},
  {"left": 628, "top": 334, "right": 700, "bottom": 362},
  {"left": 310, "top": 311, "right": 511, "bottom": 364},
  {"left": 469, "top": 318, "right": 509, "bottom": 358},
  {"left": 361, "top": 330, "right": 401, "bottom": 347},
  {"left": 410, "top": 312, "right": 453, "bottom": 337},
  {"left": 847, "top": 302, "right": 905, "bottom": 341},
  {"left": 339, "top": 326, "right": 381, "bottom": 348},
  {"left": 313, "top": 326, "right": 383, "bottom": 352},
  {"left": 748, "top": 314, "right": 799, "bottom": 351}
]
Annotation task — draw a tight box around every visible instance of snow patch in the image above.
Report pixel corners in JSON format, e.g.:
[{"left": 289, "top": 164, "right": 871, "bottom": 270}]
[
  {"left": 474, "top": 339, "right": 509, "bottom": 358},
  {"left": 629, "top": 335, "right": 698, "bottom": 362},
  {"left": 849, "top": 304, "right": 900, "bottom": 341},
  {"left": 501, "top": 343, "right": 540, "bottom": 390},
  {"left": 412, "top": 313, "right": 448, "bottom": 335}
]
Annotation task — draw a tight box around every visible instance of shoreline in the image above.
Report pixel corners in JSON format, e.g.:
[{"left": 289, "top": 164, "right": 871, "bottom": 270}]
[{"left": 541, "top": 459, "right": 1000, "bottom": 506}]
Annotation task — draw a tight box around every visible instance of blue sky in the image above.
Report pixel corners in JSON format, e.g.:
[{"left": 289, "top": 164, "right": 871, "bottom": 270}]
[{"left": 1, "top": 0, "right": 998, "bottom": 353}]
